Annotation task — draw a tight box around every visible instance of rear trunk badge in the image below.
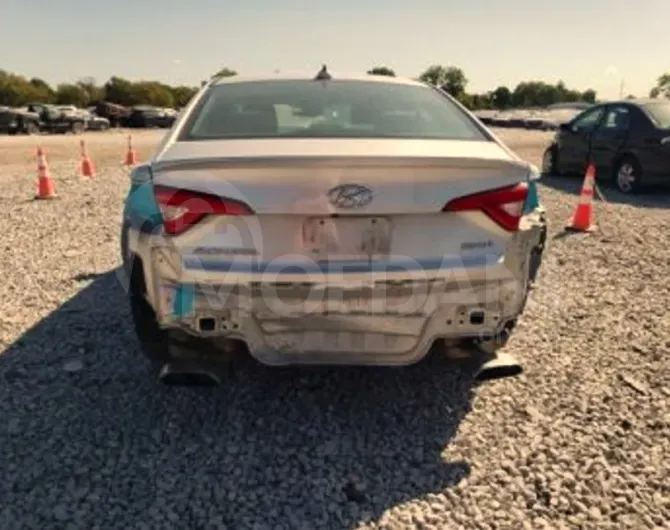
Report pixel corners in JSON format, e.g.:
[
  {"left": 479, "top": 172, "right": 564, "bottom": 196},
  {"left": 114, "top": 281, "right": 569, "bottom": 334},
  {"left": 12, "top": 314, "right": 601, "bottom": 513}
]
[{"left": 327, "top": 184, "right": 373, "bottom": 208}]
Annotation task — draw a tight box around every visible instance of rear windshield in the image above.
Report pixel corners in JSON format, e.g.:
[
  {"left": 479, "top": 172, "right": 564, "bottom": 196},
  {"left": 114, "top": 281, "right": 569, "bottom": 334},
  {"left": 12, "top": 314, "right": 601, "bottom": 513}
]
[
  {"left": 643, "top": 101, "right": 670, "bottom": 128},
  {"left": 179, "top": 80, "right": 488, "bottom": 141}
]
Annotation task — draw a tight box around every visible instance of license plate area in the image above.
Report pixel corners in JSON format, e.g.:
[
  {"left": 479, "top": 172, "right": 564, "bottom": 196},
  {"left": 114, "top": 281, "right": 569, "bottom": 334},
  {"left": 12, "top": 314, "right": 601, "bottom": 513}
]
[{"left": 302, "top": 216, "right": 392, "bottom": 260}]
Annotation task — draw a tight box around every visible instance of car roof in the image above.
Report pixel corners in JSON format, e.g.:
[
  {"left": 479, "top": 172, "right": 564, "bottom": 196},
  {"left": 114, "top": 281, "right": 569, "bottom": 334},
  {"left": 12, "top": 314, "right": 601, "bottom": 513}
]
[
  {"left": 598, "top": 98, "right": 665, "bottom": 108},
  {"left": 210, "top": 72, "right": 426, "bottom": 88}
]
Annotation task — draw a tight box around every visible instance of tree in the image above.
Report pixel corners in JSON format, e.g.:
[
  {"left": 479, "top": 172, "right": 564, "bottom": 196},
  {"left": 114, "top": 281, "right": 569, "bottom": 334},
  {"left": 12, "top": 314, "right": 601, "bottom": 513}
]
[
  {"left": 55, "top": 83, "right": 90, "bottom": 107},
  {"left": 131, "top": 81, "right": 175, "bottom": 107},
  {"left": 213, "top": 67, "right": 237, "bottom": 78},
  {"left": 170, "top": 85, "right": 198, "bottom": 108},
  {"left": 491, "top": 86, "right": 513, "bottom": 109},
  {"left": 76, "top": 77, "right": 104, "bottom": 104},
  {"left": 419, "top": 65, "right": 467, "bottom": 97},
  {"left": 0, "top": 72, "right": 52, "bottom": 106},
  {"left": 29, "top": 78, "right": 55, "bottom": 102},
  {"left": 367, "top": 66, "right": 395, "bottom": 77},
  {"left": 581, "top": 89, "right": 597, "bottom": 103},
  {"left": 441, "top": 67, "right": 467, "bottom": 98},
  {"left": 419, "top": 65, "right": 448, "bottom": 86},
  {"left": 103, "top": 76, "right": 136, "bottom": 106},
  {"left": 650, "top": 73, "right": 670, "bottom": 99},
  {"left": 0, "top": 66, "right": 604, "bottom": 112},
  {"left": 468, "top": 93, "right": 492, "bottom": 110}
]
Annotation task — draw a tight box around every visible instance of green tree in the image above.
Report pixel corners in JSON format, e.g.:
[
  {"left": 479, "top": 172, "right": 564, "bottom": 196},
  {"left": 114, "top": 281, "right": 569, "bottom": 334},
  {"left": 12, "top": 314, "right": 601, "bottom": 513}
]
[
  {"left": 419, "top": 65, "right": 449, "bottom": 86},
  {"left": 367, "top": 66, "right": 395, "bottom": 77},
  {"left": 650, "top": 73, "right": 670, "bottom": 98},
  {"left": 581, "top": 89, "right": 597, "bottom": 103},
  {"left": 131, "top": 81, "right": 175, "bottom": 107},
  {"left": 103, "top": 76, "right": 136, "bottom": 106},
  {"left": 29, "top": 78, "right": 55, "bottom": 102},
  {"left": 170, "top": 85, "right": 198, "bottom": 108},
  {"left": 491, "top": 86, "right": 512, "bottom": 109},
  {"left": 441, "top": 67, "right": 467, "bottom": 97},
  {"left": 0, "top": 72, "right": 50, "bottom": 106},
  {"left": 55, "top": 83, "right": 90, "bottom": 107},
  {"left": 511, "top": 81, "right": 559, "bottom": 107},
  {"left": 470, "top": 93, "right": 492, "bottom": 110},
  {"left": 77, "top": 77, "right": 104, "bottom": 104},
  {"left": 419, "top": 65, "right": 467, "bottom": 97}
]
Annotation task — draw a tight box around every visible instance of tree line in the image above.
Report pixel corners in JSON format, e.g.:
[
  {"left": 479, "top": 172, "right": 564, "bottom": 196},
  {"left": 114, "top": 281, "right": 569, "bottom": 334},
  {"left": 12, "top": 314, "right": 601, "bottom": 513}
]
[{"left": 1, "top": 65, "right": 669, "bottom": 111}]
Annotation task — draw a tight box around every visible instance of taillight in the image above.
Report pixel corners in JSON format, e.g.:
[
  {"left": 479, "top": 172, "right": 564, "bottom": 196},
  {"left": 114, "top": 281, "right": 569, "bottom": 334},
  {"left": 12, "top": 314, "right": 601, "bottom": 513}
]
[
  {"left": 153, "top": 185, "right": 254, "bottom": 235},
  {"left": 442, "top": 183, "right": 528, "bottom": 232}
]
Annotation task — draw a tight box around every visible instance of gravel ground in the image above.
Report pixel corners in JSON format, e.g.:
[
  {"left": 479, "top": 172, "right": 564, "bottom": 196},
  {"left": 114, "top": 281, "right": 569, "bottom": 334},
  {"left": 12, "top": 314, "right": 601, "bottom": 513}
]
[{"left": 0, "top": 128, "right": 669, "bottom": 530}]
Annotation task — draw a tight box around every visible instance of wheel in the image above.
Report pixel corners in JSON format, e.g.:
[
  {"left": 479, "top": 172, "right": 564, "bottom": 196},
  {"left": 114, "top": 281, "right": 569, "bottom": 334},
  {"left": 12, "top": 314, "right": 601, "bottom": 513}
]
[
  {"left": 71, "top": 121, "right": 84, "bottom": 134},
  {"left": 613, "top": 156, "right": 641, "bottom": 194},
  {"left": 128, "top": 263, "right": 171, "bottom": 364},
  {"left": 120, "top": 220, "right": 132, "bottom": 278},
  {"left": 24, "top": 121, "right": 39, "bottom": 135},
  {"left": 541, "top": 145, "right": 558, "bottom": 176},
  {"left": 128, "top": 259, "right": 234, "bottom": 385}
]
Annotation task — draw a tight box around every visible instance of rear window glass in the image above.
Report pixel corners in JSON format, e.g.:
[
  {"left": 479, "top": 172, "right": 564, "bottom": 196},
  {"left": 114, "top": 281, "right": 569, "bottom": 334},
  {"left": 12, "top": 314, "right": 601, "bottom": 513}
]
[
  {"left": 643, "top": 101, "right": 670, "bottom": 128},
  {"left": 179, "top": 80, "right": 488, "bottom": 141}
]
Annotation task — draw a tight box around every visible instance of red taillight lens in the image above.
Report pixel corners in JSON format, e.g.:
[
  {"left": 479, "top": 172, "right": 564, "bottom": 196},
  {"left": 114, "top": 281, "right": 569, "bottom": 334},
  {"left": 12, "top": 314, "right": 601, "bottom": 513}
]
[
  {"left": 442, "top": 183, "right": 528, "bottom": 232},
  {"left": 153, "top": 185, "right": 254, "bottom": 235}
]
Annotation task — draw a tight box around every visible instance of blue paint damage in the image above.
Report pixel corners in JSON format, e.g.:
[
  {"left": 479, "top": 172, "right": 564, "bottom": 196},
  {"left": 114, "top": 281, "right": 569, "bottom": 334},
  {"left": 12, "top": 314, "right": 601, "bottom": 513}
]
[
  {"left": 523, "top": 180, "right": 543, "bottom": 214},
  {"left": 172, "top": 283, "right": 196, "bottom": 317},
  {"left": 123, "top": 182, "right": 163, "bottom": 233}
]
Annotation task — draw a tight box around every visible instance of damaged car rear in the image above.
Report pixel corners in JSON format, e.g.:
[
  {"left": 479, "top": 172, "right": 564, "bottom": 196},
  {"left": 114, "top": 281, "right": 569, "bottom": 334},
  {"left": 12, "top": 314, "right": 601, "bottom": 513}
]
[{"left": 120, "top": 69, "right": 547, "bottom": 385}]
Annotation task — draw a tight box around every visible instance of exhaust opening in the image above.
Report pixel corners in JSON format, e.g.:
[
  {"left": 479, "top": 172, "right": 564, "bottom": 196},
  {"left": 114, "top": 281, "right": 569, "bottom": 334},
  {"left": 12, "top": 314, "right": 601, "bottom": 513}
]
[
  {"left": 199, "top": 317, "right": 216, "bottom": 332},
  {"left": 469, "top": 310, "right": 485, "bottom": 325}
]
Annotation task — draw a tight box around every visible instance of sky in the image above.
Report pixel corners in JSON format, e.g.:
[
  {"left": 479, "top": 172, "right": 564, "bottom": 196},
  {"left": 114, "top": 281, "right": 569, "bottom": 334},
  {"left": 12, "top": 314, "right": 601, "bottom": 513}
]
[{"left": 1, "top": 0, "right": 668, "bottom": 100}]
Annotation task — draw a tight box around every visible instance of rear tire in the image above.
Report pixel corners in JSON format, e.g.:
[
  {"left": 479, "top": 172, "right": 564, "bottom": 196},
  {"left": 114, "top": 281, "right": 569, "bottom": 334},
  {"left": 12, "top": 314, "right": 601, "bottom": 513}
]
[
  {"left": 127, "top": 258, "right": 235, "bottom": 384},
  {"left": 613, "top": 156, "right": 642, "bottom": 194},
  {"left": 71, "top": 121, "right": 85, "bottom": 134},
  {"left": 541, "top": 145, "right": 558, "bottom": 176},
  {"left": 128, "top": 263, "right": 170, "bottom": 364},
  {"left": 24, "top": 121, "right": 39, "bottom": 135}
]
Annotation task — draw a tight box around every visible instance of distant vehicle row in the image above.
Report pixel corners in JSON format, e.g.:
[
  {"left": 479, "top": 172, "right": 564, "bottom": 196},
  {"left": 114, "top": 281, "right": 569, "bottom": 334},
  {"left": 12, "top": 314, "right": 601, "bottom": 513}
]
[
  {"left": 0, "top": 102, "right": 179, "bottom": 135},
  {"left": 473, "top": 106, "right": 588, "bottom": 131}
]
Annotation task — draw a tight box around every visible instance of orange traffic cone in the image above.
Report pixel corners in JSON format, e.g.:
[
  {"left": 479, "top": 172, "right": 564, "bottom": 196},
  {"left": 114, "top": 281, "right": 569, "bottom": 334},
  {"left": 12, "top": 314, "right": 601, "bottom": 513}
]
[
  {"left": 566, "top": 162, "right": 597, "bottom": 232},
  {"left": 124, "top": 134, "right": 137, "bottom": 166},
  {"left": 35, "top": 147, "right": 57, "bottom": 200},
  {"left": 80, "top": 139, "right": 95, "bottom": 178}
]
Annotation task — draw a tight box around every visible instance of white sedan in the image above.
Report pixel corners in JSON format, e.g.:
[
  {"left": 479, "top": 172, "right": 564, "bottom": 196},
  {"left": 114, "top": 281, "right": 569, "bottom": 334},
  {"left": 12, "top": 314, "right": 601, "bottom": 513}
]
[{"left": 120, "top": 68, "right": 547, "bottom": 385}]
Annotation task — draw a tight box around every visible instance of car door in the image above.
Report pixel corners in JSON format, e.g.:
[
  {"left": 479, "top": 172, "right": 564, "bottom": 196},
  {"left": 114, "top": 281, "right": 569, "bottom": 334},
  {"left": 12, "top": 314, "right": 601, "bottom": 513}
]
[
  {"left": 589, "top": 105, "right": 631, "bottom": 177},
  {"left": 557, "top": 105, "right": 606, "bottom": 174}
]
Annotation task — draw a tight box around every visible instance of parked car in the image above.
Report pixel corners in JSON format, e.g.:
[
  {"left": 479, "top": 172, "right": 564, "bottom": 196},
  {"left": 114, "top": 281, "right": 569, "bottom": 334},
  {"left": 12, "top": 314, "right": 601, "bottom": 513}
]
[
  {"left": 91, "top": 101, "right": 130, "bottom": 127},
  {"left": 25, "top": 103, "right": 87, "bottom": 134},
  {"left": 84, "top": 108, "right": 111, "bottom": 131},
  {"left": 123, "top": 105, "right": 176, "bottom": 128},
  {"left": 120, "top": 70, "right": 547, "bottom": 385},
  {"left": 542, "top": 98, "right": 670, "bottom": 193},
  {"left": 0, "top": 106, "right": 40, "bottom": 135}
]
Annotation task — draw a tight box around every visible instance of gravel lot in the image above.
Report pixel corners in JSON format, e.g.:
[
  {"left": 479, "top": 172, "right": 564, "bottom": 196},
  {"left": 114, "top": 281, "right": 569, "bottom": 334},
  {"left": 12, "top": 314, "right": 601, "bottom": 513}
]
[{"left": 0, "top": 128, "right": 669, "bottom": 530}]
